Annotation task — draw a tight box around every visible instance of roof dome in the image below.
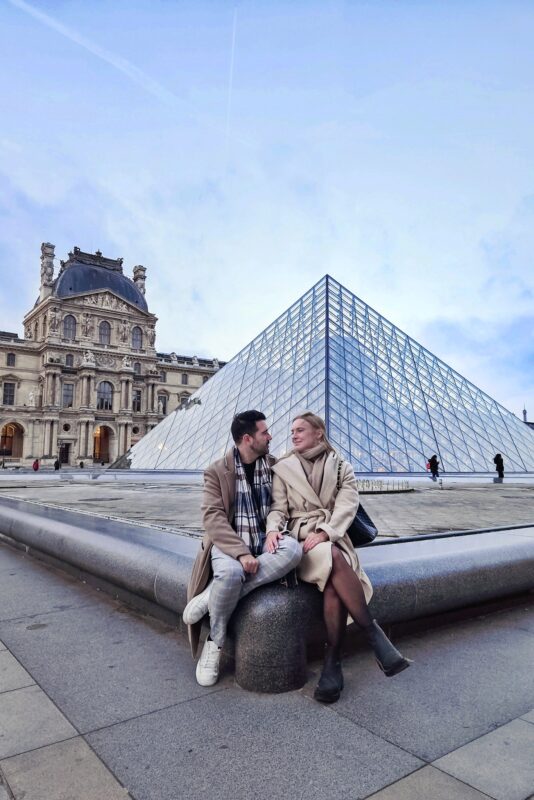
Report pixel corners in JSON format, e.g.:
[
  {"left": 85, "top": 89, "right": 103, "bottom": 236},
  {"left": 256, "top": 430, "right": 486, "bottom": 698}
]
[{"left": 52, "top": 248, "right": 148, "bottom": 312}]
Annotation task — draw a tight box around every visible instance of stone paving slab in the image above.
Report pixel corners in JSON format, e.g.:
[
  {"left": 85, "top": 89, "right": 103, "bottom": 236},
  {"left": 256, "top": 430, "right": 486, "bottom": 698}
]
[
  {"left": 2, "top": 477, "right": 534, "bottom": 538},
  {"left": 309, "top": 609, "right": 534, "bottom": 762},
  {"left": 0, "top": 737, "right": 131, "bottom": 800},
  {"left": 521, "top": 709, "right": 534, "bottom": 723},
  {"left": 433, "top": 718, "right": 534, "bottom": 800},
  {"left": 0, "top": 601, "right": 220, "bottom": 734},
  {"left": 0, "top": 553, "right": 94, "bottom": 623},
  {"left": 0, "top": 651, "right": 34, "bottom": 693},
  {"left": 0, "top": 641, "right": 6, "bottom": 652},
  {"left": 367, "top": 765, "right": 494, "bottom": 799},
  {"left": 86, "top": 689, "right": 422, "bottom": 800},
  {"left": 0, "top": 684, "right": 76, "bottom": 759}
]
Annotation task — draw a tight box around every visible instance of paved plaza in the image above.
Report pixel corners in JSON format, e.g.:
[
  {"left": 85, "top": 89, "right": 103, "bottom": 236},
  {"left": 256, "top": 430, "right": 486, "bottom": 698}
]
[
  {"left": 1, "top": 472, "right": 534, "bottom": 538},
  {"left": 0, "top": 474, "right": 533, "bottom": 799}
]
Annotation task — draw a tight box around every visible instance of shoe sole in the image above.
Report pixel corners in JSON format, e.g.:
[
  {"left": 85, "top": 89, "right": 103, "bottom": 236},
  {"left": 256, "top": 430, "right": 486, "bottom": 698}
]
[
  {"left": 376, "top": 657, "right": 413, "bottom": 677},
  {"left": 313, "top": 688, "right": 341, "bottom": 703}
]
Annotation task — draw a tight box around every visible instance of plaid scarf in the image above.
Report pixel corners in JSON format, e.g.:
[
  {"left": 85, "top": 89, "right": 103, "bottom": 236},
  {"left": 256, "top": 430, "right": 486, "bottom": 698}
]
[{"left": 234, "top": 447, "right": 272, "bottom": 556}]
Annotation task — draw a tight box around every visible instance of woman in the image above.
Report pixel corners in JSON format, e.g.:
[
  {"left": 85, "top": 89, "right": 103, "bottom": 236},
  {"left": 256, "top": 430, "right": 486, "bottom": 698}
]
[{"left": 266, "top": 412, "right": 412, "bottom": 703}]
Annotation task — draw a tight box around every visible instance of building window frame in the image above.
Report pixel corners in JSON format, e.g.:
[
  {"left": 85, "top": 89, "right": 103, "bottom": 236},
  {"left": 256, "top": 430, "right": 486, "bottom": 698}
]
[
  {"left": 99, "top": 320, "right": 111, "bottom": 345},
  {"left": 62, "top": 382, "right": 75, "bottom": 408},
  {"left": 63, "top": 315, "right": 77, "bottom": 340},
  {"left": 96, "top": 380, "right": 113, "bottom": 411},
  {"left": 6, "top": 353, "right": 15, "bottom": 367},
  {"left": 2, "top": 382, "right": 16, "bottom": 406},
  {"left": 181, "top": 373, "right": 188, "bottom": 385},
  {"left": 132, "top": 326, "right": 143, "bottom": 350},
  {"left": 132, "top": 388, "right": 142, "bottom": 413}
]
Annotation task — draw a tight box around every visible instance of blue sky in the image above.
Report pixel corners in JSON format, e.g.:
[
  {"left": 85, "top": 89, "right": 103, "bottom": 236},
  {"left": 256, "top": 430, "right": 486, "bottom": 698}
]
[{"left": 1, "top": 0, "right": 534, "bottom": 416}]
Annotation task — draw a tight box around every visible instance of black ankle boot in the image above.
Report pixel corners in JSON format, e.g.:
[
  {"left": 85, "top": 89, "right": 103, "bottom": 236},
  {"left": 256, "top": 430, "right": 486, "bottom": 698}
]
[
  {"left": 364, "top": 620, "right": 413, "bottom": 677},
  {"left": 314, "top": 650, "right": 344, "bottom": 703}
]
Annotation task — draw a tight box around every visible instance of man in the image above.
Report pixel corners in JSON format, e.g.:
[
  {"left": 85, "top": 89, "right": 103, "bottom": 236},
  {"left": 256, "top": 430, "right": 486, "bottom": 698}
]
[{"left": 183, "top": 410, "right": 302, "bottom": 687}]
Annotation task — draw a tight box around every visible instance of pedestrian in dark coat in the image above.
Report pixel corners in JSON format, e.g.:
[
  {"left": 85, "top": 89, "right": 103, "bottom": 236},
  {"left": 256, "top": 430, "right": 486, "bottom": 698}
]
[
  {"left": 493, "top": 453, "right": 504, "bottom": 480},
  {"left": 428, "top": 454, "right": 439, "bottom": 480}
]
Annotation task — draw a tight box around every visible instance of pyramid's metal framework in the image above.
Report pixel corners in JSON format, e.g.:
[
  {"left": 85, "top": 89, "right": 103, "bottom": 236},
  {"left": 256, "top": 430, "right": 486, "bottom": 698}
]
[{"left": 126, "top": 276, "right": 534, "bottom": 472}]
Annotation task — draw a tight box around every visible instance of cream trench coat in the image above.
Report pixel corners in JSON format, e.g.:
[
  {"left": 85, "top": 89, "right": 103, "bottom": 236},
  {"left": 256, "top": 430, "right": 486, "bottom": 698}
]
[{"left": 266, "top": 451, "right": 373, "bottom": 602}]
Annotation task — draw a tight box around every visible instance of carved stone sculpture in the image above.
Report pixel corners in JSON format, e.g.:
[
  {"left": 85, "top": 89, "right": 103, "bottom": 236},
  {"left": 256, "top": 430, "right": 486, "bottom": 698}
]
[
  {"left": 119, "top": 319, "right": 129, "bottom": 343},
  {"left": 82, "top": 350, "right": 96, "bottom": 366},
  {"left": 81, "top": 313, "right": 94, "bottom": 338},
  {"left": 48, "top": 307, "right": 60, "bottom": 332},
  {"left": 40, "top": 242, "right": 55, "bottom": 287}
]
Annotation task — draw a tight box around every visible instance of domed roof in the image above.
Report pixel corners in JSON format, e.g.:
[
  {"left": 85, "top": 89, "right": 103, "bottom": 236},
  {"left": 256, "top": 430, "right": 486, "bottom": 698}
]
[{"left": 53, "top": 248, "right": 148, "bottom": 312}]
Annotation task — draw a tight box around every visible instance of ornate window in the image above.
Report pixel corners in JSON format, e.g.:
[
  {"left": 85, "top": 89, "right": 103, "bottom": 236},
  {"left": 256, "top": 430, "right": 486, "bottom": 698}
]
[
  {"left": 99, "top": 320, "right": 111, "bottom": 345},
  {"left": 63, "top": 315, "right": 77, "bottom": 340},
  {"left": 202, "top": 375, "right": 209, "bottom": 384},
  {"left": 96, "top": 381, "right": 113, "bottom": 411},
  {"left": 133, "top": 361, "right": 141, "bottom": 375},
  {"left": 132, "top": 389, "right": 142, "bottom": 413},
  {"left": 62, "top": 383, "right": 74, "bottom": 408},
  {"left": 180, "top": 393, "right": 189, "bottom": 407},
  {"left": 181, "top": 373, "right": 188, "bottom": 385},
  {"left": 6, "top": 353, "right": 15, "bottom": 367},
  {"left": 2, "top": 382, "right": 15, "bottom": 405},
  {"left": 132, "top": 327, "right": 143, "bottom": 350},
  {"left": 65, "top": 354, "right": 74, "bottom": 367},
  {"left": 159, "top": 370, "right": 167, "bottom": 383}
]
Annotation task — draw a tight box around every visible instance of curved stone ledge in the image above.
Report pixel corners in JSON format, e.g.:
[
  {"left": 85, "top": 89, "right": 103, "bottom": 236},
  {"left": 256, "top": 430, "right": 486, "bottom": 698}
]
[{"left": 1, "top": 496, "right": 533, "bottom": 693}]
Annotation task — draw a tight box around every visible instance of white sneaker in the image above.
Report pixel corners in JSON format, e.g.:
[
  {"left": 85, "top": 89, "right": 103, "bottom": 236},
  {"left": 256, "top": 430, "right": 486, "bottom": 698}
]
[
  {"left": 196, "top": 638, "right": 221, "bottom": 686},
  {"left": 182, "top": 582, "right": 212, "bottom": 625}
]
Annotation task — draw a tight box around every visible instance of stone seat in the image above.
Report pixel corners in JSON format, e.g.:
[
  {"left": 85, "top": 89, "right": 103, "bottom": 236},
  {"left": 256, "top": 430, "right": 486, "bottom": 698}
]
[{"left": 0, "top": 496, "right": 533, "bottom": 693}]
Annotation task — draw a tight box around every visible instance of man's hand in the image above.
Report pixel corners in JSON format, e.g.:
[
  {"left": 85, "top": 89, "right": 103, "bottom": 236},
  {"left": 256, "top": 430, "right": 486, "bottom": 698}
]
[
  {"left": 238, "top": 554, "right": 259, "bottom": 574},
  {"left": 265, "top": 530, "right": 284, "bottom": 554},
  {"left": 302, "top": 531, "right": 329, "bottom": 553}
]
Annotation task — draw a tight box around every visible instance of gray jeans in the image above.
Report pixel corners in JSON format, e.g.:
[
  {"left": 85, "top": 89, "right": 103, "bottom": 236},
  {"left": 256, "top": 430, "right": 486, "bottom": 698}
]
[{"left": 208, "top": 535, "right": 301, "bottom": 648}]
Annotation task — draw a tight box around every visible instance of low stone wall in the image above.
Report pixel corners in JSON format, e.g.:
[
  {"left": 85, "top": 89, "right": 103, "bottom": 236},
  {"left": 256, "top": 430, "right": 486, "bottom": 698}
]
[{"left": 1, "top": 496, "right": 533, "bottom": 692}]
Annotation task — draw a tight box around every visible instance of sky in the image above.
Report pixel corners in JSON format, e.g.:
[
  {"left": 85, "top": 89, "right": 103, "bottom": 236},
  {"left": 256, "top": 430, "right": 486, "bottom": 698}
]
[{"left": 1, "top": 0, "right": 534, "bottom": 417}]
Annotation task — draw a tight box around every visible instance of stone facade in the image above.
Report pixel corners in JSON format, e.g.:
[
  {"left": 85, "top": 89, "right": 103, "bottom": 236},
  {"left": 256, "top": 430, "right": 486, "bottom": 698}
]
[{"left": 0, "top": 244, "right": 222, "bottom": 467}]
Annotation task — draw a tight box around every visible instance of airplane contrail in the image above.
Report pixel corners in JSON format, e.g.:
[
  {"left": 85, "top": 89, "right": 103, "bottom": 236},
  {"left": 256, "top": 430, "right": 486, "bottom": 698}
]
[{"left": 7, "top": 0, "right": 253, "bottom": 148}]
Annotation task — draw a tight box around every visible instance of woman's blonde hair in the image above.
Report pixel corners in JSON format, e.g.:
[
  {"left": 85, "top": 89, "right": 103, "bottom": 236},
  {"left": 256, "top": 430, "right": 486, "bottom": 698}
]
[{"left": 292, "top": 412, "right": 334, "bottom": 452}]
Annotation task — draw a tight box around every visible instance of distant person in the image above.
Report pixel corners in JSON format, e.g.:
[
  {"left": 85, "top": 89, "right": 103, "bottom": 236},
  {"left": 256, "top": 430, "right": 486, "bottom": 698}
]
[
  {"left": 183, "top": 410, "right": 301, "bottom": 687},
  {"left": 32, "top": 458, "right": 39, "bottom": 472},
  {"left": 53, "top": 458, "right": 60, "bottom": 471},
  {"left": 493, "top": 453, "right": 504, "bottom": 481},
  {"left": 79, "top": 461, "right": 84, "bottom": 469},
  {"left": 428, "top": 454, "right": 439, "bottom": 481}
]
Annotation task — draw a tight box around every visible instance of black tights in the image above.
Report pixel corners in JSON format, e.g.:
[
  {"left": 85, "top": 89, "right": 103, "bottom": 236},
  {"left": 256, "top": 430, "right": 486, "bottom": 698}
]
[{"left": 323, "top": 545, "right": 373, "bottom": 658}]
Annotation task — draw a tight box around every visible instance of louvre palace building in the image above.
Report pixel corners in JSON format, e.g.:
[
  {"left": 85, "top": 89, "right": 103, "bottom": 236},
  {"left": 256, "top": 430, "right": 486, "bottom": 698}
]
[{"left": 0, "top": 243, "right": 223, "bottom": 467}]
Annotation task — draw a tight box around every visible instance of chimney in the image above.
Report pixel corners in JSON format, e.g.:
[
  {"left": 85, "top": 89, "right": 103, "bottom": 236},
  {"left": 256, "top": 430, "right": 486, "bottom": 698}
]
[{"left": 40, "top": 242, "right": 55, "bottom": 302}]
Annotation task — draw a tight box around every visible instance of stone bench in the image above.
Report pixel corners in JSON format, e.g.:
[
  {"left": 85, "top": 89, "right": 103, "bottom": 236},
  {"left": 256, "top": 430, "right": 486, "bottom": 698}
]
[{"left": 1, "top": 496, "right": 533, "bottom": 693}]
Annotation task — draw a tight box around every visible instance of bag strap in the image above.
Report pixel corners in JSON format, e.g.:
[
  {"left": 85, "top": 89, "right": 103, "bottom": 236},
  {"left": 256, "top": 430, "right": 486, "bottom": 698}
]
[{"left": 336, "top": 458, "right": 344, "bottom": 491}]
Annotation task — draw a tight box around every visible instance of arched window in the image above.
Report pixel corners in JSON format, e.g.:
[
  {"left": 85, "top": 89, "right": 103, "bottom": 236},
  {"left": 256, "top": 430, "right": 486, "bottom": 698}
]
[
  {"left": 6, "top": 353, "right": 15, "bottom": 367},
  {"left": 133, "top": 361, "right": 141, "bottom": 375},
  {"left": 96, "top": 381, "right": 113, "bottom": 411},
  {"left": 99, "top": 320, "right": 111, "bottom": 345},
  {"left": 63, "top": 315, "right": 77, "bottom": 340},
  {"left": 132, "top": 326, "right": 143, "bottom": 350},
  {"left": 65, "top": 354, "right": 74, "bottom": 367}
]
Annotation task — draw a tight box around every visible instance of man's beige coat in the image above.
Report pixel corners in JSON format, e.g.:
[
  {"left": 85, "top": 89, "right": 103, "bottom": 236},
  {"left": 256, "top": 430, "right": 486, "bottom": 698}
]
[
  {"left": 186, "top": 449, "right": 276, "bottom": 657},
  {"left": 266, "top": 451, "right": 373, "bottom": 601}
]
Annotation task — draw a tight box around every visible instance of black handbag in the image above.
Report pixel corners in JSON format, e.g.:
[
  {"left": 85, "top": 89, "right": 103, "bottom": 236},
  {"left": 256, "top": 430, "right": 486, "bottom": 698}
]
[{"left": 336, "top": 461, "right": 378, "bottom": 546}]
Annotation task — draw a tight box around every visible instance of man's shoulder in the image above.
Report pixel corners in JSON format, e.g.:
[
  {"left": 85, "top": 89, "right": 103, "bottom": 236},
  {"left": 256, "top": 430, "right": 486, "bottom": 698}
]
[{"left": 205, "top": 449, "right": 234, "bottom": 478}]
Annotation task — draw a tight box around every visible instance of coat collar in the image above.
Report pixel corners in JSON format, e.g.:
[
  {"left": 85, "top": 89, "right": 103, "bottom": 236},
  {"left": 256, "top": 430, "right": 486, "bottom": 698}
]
[{"left": 272, "top": 451, "right": 340, "bottom": 508}]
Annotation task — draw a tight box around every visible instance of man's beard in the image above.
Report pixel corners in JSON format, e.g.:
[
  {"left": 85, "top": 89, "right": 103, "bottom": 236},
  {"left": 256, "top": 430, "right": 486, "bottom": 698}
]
[{"left": 251, "top": 440, "right": 269, "bottom": 458}]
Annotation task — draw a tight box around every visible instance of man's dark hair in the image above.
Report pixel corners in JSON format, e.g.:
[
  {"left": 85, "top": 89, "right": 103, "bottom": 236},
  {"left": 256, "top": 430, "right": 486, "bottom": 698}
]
[{"left": 231, "top": 410, "right": 266, "bottom": 444}]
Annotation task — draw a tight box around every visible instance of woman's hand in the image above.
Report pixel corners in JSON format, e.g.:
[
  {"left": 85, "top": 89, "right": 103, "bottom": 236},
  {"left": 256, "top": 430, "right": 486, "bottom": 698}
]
[
  {"left": 302, "top": 530, "right": 329, "bottom": 553},
  {"left": 265, "top": 530, "right": 284, "bottom": 553}
]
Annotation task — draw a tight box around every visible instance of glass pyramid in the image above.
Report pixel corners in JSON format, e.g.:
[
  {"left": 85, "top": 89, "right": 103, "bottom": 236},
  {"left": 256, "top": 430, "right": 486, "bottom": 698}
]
[{"left": 126, "top": 275, "right": 534, "bottom": 473}]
